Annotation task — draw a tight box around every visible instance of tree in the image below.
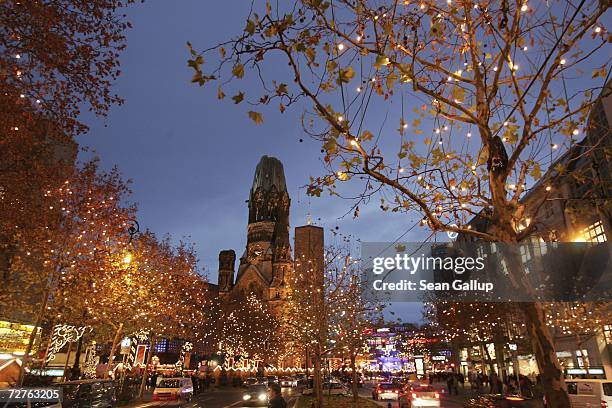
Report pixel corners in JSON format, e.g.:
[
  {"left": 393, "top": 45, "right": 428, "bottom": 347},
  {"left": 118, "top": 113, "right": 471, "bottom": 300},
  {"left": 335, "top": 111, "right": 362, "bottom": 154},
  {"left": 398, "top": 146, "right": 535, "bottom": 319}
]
[
  {"left": 335, "top": 266, "right": 381, "bottom": 403},
  {"left": 219, "top": 291, "right": 281, "bottom": 372},
  {"left": 0, "top": 0, "right": 136, "bottom": 136},
  {"left": 189, "top": 2, "right": 609, "bottom": 406},
  {"left": 284, "top": 244, "right": 374, "bottom": 407}
]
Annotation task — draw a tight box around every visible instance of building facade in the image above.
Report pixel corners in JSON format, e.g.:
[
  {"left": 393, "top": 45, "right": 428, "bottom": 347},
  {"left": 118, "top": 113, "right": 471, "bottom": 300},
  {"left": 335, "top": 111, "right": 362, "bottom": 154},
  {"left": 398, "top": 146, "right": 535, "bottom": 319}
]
[{"left": 450, "top": 83, "right": 612, "bottom": 379}]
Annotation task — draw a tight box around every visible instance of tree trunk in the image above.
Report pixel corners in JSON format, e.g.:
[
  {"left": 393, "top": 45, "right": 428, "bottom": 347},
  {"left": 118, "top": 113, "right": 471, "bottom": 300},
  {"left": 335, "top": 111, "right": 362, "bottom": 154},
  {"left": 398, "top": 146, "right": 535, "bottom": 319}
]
[
  {"left": 520, "top": 302, "right": 570, "bottom": 408},
  {"left": 350, "top": 353, "right": 358, "bottom": 404},
  {"left": 313, "top": 348, "right": 323, "bottom": 408},
  {"left": 18, "top": 286, "right": 52, "bottom": 385},
  {"left": 139, "top": 335, "right": 157, "bottom": 399},
  {"left": 106, "top": 322, "right": 124, "bottom": 379},
  {"left": 72, "top": 335, "right": 84, "bottom": 371}
]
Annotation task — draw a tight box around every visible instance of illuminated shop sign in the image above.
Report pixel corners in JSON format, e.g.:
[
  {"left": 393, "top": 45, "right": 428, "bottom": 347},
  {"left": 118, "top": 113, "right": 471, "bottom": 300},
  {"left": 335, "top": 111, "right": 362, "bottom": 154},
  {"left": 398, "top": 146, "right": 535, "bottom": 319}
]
[{"left": 0, "top": 321, "right": 38, "bottom": 354}]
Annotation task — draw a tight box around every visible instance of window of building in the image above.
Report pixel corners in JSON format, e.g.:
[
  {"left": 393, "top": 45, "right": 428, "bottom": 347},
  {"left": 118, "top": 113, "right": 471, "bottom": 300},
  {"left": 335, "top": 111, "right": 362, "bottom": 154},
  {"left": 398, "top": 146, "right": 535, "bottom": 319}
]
[
  {"left": 156, "top": 338, "right": 168, "bottom": 353},
  {"left": 575, "top": 349, "right": 589, "bottom": 368},
  {"left": 603, "top": 325, "right": 612, "bottom": 345},
  {"left": 577, "top": 221, "right": 607, "bottom": 243}
]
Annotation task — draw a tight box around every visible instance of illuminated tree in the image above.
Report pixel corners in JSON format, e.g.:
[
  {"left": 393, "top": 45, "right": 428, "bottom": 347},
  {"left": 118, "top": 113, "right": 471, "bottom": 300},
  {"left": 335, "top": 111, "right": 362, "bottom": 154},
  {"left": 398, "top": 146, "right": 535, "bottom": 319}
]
[
  {"left": 284, "top": 244, "right": 374, "bottom": 407},
  {"left": 1, "top": 0, "right": 136, "bottom": 136},
  {"left": 189, "top": 1, "right": 609, "bottom": 406},
  {"left": 335, "top": 267, "right": 381, "bottom": 402},
  {"left": 219, "top": 292, "right": 281, "bottom": 367},
  {"left": 3, "top": 159, "right": 134, "bottom": 366}
]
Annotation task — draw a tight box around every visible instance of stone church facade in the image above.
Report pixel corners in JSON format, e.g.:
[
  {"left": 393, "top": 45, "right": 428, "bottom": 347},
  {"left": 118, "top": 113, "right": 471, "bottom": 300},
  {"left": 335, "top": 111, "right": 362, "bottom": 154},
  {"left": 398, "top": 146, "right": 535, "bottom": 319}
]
[{"left": 214, "top": 155, "right": 324, "bottom": 313}]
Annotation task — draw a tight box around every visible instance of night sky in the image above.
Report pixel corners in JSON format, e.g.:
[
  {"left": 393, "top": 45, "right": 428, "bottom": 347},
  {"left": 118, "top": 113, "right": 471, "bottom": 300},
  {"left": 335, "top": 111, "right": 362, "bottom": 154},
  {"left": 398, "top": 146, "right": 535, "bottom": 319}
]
[{"left": 79, "top": 1, "right": 448, "bottom": 323}]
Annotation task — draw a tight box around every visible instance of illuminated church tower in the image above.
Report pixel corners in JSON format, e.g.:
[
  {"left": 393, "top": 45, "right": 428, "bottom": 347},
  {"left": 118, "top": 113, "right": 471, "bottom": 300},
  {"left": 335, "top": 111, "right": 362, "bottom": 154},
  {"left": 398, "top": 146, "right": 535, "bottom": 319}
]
[{"left": 217, "top": 156, "right": 292, "bottom": 304}]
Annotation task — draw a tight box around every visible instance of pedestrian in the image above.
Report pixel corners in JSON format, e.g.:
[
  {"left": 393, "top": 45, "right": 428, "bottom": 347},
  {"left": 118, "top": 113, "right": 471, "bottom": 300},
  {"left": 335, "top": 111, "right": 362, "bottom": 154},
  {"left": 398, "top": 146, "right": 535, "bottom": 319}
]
[
  {"left": 446, "top": 375, "right": 454, "bottom": 395},
  {"left": 268, "top": 383, "right": 287, "bottom": 408}
]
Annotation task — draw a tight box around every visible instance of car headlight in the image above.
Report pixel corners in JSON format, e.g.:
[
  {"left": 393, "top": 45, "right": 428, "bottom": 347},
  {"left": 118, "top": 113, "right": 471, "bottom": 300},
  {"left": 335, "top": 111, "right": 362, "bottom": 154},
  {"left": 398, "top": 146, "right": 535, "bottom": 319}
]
[
  {"left": 258, "top": 393, "right": 267, "bottom": 401},
  {"left": 243, "top": 394, "right": 251, "bottom": 400}
]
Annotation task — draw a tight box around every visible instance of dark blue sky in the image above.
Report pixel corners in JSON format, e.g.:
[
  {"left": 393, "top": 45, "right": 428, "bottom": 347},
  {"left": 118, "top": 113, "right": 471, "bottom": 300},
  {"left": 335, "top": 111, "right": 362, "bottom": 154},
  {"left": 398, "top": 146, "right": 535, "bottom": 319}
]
[{"left": 78, "top": 1, "right": 448, "bottom": 323}]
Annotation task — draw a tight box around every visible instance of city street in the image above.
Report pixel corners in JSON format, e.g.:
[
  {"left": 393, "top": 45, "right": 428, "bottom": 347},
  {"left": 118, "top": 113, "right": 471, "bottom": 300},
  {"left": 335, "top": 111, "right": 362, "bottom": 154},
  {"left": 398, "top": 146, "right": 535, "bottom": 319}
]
[
  {"left": 359, "top": 382, "right": 466, "bottom": 408},
  {"left": 127, "top": 386, "right": 299, "bottom": 408}
]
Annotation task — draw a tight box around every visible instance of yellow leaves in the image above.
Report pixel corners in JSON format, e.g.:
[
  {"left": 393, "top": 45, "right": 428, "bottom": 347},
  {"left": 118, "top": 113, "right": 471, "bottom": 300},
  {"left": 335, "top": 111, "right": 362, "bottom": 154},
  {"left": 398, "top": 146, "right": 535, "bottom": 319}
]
[
  {"left": 592, "top": 66, "right": 607, "bottom": 79},
  {"left": 232, "top": 92, "right": 244, "bottom": 104},
  {"left": 360, "top": 130, "right": 374, "bottom": 141},
  {"left": 323, "top": 138, "right": 338, "bottom": 154},
  {"left": 305, "top": 47, "right": 316, "bottom": 63},
  {"left": 338, "top": 66, "right": 355, "bottom": 84},
  {"left": 232, "top": 63, "right": 245, "bottom": 79},
  {"left": 375, "top": 54, "right": 390, "bottom": 69},
  {"left": 451, "top": 85, "right": 465, "bottom": 103},
  {"left": 386, "top": 72, "right": 398, "bottom": 90},
  {"left": 217, "top": 87, "right": 225, "bottom": 100},
  {"left": 530, "top": 163, "right": 542, "bottom": 180},
  {"left": 244, "top": 19, "right": 256, "bottom": 35},
  {"left": 248, "top": 111, "right": 264, "bottom": 124}
]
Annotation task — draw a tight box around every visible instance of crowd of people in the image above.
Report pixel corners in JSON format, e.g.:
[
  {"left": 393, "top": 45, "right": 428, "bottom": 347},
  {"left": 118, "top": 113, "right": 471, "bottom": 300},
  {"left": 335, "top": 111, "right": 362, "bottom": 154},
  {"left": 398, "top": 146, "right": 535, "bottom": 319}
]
[{"left": 425, "top": 370, "right": 539, "bottom": 397}]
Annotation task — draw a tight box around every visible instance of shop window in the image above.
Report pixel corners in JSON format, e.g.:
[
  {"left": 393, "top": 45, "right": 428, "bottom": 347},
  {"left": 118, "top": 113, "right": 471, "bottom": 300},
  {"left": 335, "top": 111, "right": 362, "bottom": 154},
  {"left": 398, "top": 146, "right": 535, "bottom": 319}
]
[
  {"left": 576, "top": 221, "right": 607, "bottom": 243},
  {"left": 155, "top": 338, "right": 168, "bottom": 353},
  {"left": 576, "top": 349, "right": 589, "bottom": 368},
  {"left": 603, "top": 325, "right": 612, "bottom": 345}
]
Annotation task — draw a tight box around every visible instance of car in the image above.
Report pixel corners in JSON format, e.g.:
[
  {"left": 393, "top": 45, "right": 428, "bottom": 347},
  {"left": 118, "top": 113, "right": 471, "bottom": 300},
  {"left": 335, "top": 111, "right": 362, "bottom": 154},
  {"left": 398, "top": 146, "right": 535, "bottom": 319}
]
[
  {"left": 465, "top": 394, "right": 541, "bottom": 408},
  {"left": 243, "top": 377, "right": 258, "bottom": 387},
  {"left": 152, "top": 377, "right": 194, "bottom": 403},
  {"left": 565, "top": 379, "right": 612, "bottom": 408},
  {"left": 49, "top": 379, "right": 116, "bottom": 408},
  {"left": 323, "top": 381, "right": 348, "bottom": 396},
  {"left": 399, "top": 384, "right": 440, "bottom": 408},
  {"left": 266, "top": 375, "right": 279, "bottom": 385},
  {"left": 242, "top": 384, "right": 269, "bottom": 406},
  {"left": 280, "top": 376, "right": 298, "bottom": 387},
  {"left": 373, "top": 382, "right": 402, "bottom": 400}
]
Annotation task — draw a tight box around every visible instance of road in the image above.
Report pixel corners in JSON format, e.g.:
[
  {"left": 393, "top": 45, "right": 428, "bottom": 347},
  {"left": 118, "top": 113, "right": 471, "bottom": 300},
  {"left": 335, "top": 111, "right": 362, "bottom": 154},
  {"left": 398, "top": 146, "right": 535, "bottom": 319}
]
[
  {"left": 359, "top": 382, "right": 468, "bottom": 408},
  {"left": 127, "top": 385, "right": 299, "bottom": 408}
]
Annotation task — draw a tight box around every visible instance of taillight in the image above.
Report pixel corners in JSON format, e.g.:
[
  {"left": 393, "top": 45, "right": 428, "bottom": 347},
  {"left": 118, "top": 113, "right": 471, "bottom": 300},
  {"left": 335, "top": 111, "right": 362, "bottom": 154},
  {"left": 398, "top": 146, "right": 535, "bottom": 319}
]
[{"left": 435, "top": 393, "right": 440, "bottom": 399}]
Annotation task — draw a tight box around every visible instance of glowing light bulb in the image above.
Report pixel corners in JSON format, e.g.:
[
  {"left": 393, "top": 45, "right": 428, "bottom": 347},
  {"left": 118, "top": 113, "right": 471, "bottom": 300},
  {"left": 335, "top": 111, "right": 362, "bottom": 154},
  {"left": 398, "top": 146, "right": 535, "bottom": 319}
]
[
  {"left": 15, "top": 54, "right": 20, "bottom": 59},
  {"left": 560, "top": 59, "right": 566, "bottom": 65},
  {"left": 467, "top": 132, "right": 472, "bottom": 137},
  {"left": 545, "top": 186, "right": 552, "bottom": 192},
  {"left": 403, "top": 123, "right": 408, "bottom": 129},
  {"left": 521, "top": 4, "right": 528, "bottom": 12},
  {"left": 356, "top": 87, "right": 362, "bottom": 92},
  {"left": 572, "top": 129, "right": 579, "bottom": 135},
  {"left": 337, "top": 43, "right": 345, "bottom": 51},
  {"left": 595, "top": 27, "right": 601, "bottom": 33},
  {"left": 337, "top": 115, "right": 344, "bottom": 121}
]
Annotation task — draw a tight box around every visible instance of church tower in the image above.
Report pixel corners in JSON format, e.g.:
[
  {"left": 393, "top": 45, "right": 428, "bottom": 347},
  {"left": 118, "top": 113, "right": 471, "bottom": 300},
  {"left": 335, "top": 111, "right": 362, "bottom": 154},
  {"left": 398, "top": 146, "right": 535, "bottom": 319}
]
[{"left": 233, "top": 156, "right": 292, "bottom": 300}]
